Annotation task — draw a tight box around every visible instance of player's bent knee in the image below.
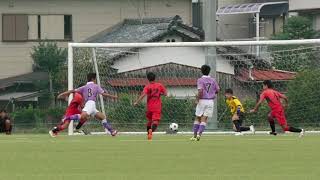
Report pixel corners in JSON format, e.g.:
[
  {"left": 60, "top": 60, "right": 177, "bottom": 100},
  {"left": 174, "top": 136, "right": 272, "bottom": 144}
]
[
  {"left": 152, "top": 120, "right": 160, "bottom": 126},
  {"left": 5, "top": 119, "right": 10, "bottom": 124},
  {"left": 200, "top": 116, "right": 208, "bottom": 122},
  {"left": 95, "top": 112, "right": 105, "bottom": 120},
  {"left": 282, "top": 125, "right": 289, "bottom": 131}
]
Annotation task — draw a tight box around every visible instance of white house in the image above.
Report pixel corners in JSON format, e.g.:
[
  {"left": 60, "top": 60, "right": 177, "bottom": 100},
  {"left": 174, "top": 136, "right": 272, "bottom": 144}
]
[{"left": 84, "top": 16, "right": 295, "bottom": 99}]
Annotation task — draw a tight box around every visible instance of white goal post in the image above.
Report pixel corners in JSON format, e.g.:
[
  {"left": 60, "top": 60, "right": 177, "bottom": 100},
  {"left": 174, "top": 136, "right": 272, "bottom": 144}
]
[{"left": 67, "top": 39, "right": 320, "bottom": 135}]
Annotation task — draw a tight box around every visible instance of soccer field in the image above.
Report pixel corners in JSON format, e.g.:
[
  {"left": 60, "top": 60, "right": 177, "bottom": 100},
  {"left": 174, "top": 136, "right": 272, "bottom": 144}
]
[{"left": 0, "top": 134, "right": 319, "bottom": 180}]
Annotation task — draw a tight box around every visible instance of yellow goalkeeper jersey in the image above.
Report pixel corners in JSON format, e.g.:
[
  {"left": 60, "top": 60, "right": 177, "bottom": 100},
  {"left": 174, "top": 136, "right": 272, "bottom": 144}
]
[{"left": 226, "top": 96, "right": 245, "bottom": 115}]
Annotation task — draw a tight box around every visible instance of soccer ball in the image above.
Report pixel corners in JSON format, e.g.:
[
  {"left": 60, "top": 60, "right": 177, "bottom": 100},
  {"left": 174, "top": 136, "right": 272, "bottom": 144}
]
[{"left": 169, "top": 123, "right": 179, "bottom": 132}]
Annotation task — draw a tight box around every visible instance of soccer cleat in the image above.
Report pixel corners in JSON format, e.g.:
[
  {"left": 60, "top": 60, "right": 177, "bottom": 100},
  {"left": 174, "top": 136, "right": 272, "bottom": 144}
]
[
  {"left": 49, "top": 130, "right": 57, "bottom": 138},
  {"left": 190, "top": 137, "right": 197, "bottom": 141},
  {"left": 269, "top": 132, "right": 277, "bottom": 136},
  {"left": 250, "top": 125, "right": 256, "bottom": 135},
  {"left": 147, "top": 129, "right": 153, "bottom": 140},
  {"left": 299, "top": 129, "right": 305, "bottom": 138},
  {"left": 235, "top": 132, "right": 244, "bottom": 136},
  {"left": 111, "top": 130, "right": 118, "bottom": 137},
  {"left": 196, "top": 135, "right": 201, "bottom": 141}
]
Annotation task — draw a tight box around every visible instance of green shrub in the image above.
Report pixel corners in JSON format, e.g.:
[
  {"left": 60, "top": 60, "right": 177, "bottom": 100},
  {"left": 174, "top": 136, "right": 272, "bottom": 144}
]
[
  {"left": 286, "top": 70, "right": 320, "bottom": 124},
  {"left": 11, "top": 106, "right": 65, "bottom": 129}
]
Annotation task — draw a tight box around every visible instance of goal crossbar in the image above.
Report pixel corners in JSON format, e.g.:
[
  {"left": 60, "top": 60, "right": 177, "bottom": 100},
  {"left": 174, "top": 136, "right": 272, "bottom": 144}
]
[{"left": 69, "top": 39, "right": 320, "bottom": 48}]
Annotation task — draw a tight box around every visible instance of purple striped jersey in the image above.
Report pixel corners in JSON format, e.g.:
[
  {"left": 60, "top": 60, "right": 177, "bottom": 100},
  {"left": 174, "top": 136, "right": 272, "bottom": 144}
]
[
  {"left": 197, "top": 75, "right": 219, "bottom": 99},
  {"left": 76, "top": 82, "right": 104, "bottom": 102}
]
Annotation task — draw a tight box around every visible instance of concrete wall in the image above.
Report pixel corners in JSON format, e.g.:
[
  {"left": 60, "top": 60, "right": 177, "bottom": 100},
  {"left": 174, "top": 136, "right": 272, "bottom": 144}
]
[
  {"left": 0, "top": 0, "right": 192, "bottom": 79},
  {"left": 217, "top": 0, "right": 255, "bottom": 40},
  {"left": 289, "top": 0, "right": 320, "bottom": 11},
  {"left": 217, "top": 0, "right": 284, "bottom": 40}
]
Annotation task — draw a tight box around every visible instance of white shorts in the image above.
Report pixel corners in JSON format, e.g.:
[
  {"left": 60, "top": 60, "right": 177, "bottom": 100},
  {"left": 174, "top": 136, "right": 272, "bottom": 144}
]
[
  {"left": 195, "top": 100, "right": 214, "bottom": 117},
  {"left": 82, "top": 100, "right": 99, "bottom": 116}
]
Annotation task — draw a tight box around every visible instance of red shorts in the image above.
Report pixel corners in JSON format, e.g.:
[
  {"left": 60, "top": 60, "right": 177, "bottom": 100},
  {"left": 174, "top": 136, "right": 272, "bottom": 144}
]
[
  {"left": 270, "top": 109, "right": 287, "bottom": 126},
  {"left": 146, "top": 111, "right": 161, "bottom": 121}
]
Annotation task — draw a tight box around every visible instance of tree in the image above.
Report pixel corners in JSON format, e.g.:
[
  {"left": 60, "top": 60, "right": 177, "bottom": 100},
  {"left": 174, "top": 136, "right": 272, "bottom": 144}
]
[
  {"left": 31, "top": 42, "right": 67, "bottom": 106},
  {"left": 286, "top": 70, "right": 320, "bottom": 125},
  {"left": 271, "top": 16, "right": 319, "bottom": 72},
  {"left": 272, "top": 16, "right": 317, "bottom": 40}
]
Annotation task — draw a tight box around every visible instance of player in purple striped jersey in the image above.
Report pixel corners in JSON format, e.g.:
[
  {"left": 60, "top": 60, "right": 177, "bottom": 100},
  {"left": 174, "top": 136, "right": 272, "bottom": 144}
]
[
  {"left": 191, "top": 65, "right": 220, "bottom": 141},
  {"left": 58, "top": 73, "right": 118, "bottom": 136}
]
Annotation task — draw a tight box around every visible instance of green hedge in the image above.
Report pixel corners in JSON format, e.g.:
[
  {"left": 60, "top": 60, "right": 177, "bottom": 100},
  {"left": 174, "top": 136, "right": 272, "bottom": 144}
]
[{"left": 11, "top": 105, "right": 65, "bottom": 128}]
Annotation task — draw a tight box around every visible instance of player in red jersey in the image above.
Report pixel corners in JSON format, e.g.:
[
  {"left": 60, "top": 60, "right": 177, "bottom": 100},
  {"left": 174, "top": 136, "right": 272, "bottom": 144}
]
[
  {"left": 134, "top": 72, "right": 167, "bottom": 140},
  {"left": 250, "top": 80, "right": 304, "bottom": 137},
  {"left": 49, "top": 92, "right": 85, "bottom": 137}
]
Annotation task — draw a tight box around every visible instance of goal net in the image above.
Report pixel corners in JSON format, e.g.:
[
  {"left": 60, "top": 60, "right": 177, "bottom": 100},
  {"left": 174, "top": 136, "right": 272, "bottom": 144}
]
[{"left": 68, "top": 40, "right": 320, "bottom": 135}]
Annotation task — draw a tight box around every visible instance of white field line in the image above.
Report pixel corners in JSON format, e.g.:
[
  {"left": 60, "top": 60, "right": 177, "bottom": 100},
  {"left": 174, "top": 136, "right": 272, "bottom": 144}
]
[{"left": 74, "top": 131, "right": 320, "bottom": 136}]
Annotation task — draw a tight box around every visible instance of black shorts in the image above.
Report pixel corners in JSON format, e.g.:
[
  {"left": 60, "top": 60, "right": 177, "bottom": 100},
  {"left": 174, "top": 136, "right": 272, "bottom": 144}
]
[
  {"left": 238, "top": 112, "right": 246, "bottom": 125},
  {"left": 0, "top": 120, "right": 5, "bottom": 133}
]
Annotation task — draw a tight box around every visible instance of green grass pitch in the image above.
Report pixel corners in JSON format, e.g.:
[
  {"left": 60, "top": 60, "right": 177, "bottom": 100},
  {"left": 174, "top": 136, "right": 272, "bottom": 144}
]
[{"left": 0, "top": 134, "right": 319, "bottom": 180}]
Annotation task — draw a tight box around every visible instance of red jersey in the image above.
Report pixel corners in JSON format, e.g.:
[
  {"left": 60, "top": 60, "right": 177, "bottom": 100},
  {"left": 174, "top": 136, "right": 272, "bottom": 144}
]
[
  {"left": 260, "top": 88, "right": 285, "bottom": 111},
  {"left": 143, "top": 82, "right": 166, "bottom": 112},
  {"left": 65, "top": 92, "right": 83, "bottom": 116}
]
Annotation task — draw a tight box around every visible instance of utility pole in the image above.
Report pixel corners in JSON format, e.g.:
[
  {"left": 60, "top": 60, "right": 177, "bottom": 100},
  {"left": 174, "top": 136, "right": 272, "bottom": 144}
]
[{"left": 203, "top": 0, "right": 218, "bottom": 130}]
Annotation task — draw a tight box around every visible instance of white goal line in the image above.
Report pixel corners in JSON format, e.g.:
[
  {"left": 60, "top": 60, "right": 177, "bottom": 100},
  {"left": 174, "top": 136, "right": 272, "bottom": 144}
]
[
  {"left": 71, "top": 131, "right": 320, "bottom": 136},
  {"left": 69, "top": 39, "right": 320, "bottom": 48}
]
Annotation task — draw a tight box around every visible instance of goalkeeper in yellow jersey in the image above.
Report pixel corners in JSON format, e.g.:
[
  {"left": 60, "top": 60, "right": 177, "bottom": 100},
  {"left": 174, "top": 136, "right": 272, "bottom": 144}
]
[{"left": 225, "top": 89, "right": 255, "bottom": 136}]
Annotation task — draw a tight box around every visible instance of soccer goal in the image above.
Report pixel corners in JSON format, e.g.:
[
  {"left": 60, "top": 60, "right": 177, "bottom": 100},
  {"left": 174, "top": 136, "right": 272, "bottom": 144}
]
[{"left": 68, "top": 39, "right": 320, "bottom": 135}]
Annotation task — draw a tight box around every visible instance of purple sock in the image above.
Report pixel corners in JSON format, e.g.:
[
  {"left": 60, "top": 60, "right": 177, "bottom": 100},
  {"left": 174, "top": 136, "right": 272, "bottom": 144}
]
[
  {"left": 67, "top": 114, "right": 80, "bottom": 121},
  {"left": 102, "top": 120, "right": 113, "bottom": 133},
  {"left": 193, "top": 123, "right": 200, "bottom": 137},
  {"left": 198, "top": 123, "right": 206, "bottom": 136}
]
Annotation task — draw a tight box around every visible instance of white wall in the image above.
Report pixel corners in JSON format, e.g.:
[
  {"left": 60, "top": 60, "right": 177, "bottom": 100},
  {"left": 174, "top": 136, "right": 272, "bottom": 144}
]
[
  {"left": 167, "top": 86, "right": 197, "bottom": 98},
  {"left": 112, "top": 46, "right": 235, "bottom": 75},
  {"left": 312, "top": 14, "right": 320, "bottom": 31},
  {"left": 0, "top": 0, "right": 192, "bottom": 79}
]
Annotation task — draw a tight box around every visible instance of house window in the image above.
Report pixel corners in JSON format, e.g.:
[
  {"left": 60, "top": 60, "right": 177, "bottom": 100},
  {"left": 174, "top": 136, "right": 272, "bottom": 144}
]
[
  {"left": 2, "top": 14, "right": 72, "bottom": 42},
  {"left": 2, "top": 14, "right": 28, "bottom": 41},
  {"left": 64, "top": 15, "right": 72, "bottom": 40}
]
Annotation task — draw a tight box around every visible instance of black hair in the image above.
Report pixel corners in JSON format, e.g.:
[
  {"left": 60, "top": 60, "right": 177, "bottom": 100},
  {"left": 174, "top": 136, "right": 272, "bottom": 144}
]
[
  {"left": 147, "top": 72, "right": 156, "bottom": 82},
  {"left": 0, "top": 109, "right": 7, "bottom": 113},
  {"left": 87, "top": 73, "right": 97, "bottom": 82},
  {"left": 225, "top": 88, "right": 233, "bottom": 94},
  {"left": 263, "top": 80, "right": 273, "bottom": 88},
  {"left": 201, "top": 65, "right": 211, "bottom": 76}
]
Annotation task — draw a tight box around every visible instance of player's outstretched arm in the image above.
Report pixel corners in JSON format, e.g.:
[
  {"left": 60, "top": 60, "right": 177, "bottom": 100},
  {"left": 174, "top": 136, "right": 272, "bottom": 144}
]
[
  {"left": 57, "top": 90, "right": 76, "bottom": 100},
  {"left": 250, "top": 98, "right": 264, "bottom": 113},
  {"left": 134, "top": 93, "right": 146, "bottom": 106},
  {"left": 101, "top": 92, "right": 118, "bottom": 99}
]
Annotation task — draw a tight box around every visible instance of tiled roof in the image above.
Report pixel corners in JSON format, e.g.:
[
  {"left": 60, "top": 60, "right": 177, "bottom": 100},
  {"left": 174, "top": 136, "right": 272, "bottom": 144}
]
[
  {"left": 83, "top": 15, "right": 270, "bottom": 68},
  {"left": 0, "top": 72, "right": 49, "bottom": 89},
  {"left": 106, "top": 63, "right": 295, "bottom": 87},
  {"left": 236, "top": 68, "right": 296, "bottom": 82}
]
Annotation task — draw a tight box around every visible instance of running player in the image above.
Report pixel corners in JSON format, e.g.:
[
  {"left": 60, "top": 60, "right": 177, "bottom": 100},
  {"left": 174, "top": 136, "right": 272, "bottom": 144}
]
[
  {"left": 250, "top": 80, "right": 304, "bottom": 137},
  {"left": 134, "top": 72, "right": 167, "bottom": 140},
  {"left": 58, "top": 73, "right": 118, "bottom": 136},
  {"left": 225, "top": 88, "right": 255, "bottom": 136},
  {"left": 49, "top": 92, "right": 84, "bottom": 137},
  {"left": 191, "top": 65, "right": 220, "bottom": 141}
]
